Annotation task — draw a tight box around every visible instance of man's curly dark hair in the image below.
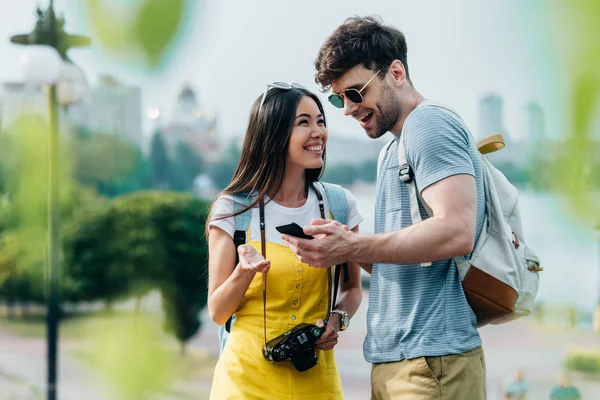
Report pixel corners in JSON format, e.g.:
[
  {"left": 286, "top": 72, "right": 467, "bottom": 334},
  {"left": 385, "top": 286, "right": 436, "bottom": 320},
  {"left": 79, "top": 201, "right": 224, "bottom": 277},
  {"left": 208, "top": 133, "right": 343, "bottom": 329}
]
[{"left": 314, "top": 15, "right": 411, "bottom": 91}]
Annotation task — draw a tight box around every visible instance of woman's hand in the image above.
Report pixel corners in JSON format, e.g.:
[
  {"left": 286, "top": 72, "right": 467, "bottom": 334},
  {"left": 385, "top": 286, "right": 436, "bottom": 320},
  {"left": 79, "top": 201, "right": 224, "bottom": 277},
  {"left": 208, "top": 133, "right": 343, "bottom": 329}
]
[
  {"left": 315, "top": 319, "right": 339, "bottom": 351},
  {"left": 238, "top": 244, "right": 271, "bottom": 274}
]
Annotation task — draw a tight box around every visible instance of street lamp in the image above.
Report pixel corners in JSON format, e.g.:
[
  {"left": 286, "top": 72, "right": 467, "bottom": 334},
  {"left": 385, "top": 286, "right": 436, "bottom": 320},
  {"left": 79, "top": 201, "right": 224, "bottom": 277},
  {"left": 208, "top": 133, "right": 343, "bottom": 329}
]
[
  {"left": 9, "top": 2, "right": 90, "bottom": 400},
  {"left": 595, "top": 225, "right": 600, "bottom": 333}
]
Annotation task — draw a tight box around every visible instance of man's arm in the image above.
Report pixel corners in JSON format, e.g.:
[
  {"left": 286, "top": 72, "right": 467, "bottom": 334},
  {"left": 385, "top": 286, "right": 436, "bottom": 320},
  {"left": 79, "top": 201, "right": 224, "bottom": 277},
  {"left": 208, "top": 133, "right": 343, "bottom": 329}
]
[{"left": 282, "top": 173, "right": 477, "bottom": 267}]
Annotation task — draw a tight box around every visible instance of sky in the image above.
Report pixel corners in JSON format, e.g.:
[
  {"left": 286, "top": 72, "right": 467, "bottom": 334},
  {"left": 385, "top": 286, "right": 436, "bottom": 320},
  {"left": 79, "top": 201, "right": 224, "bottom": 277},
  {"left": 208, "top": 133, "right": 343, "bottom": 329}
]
[{"left": 0, "top": 0, "right": 563, "bottom": 143}]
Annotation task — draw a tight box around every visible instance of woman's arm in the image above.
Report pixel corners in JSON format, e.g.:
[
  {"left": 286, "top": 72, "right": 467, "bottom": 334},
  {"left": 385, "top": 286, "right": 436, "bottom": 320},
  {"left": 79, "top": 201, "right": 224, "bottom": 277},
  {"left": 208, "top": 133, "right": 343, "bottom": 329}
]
[{"left": 207, "top": 226, "right": 269, "bottom": 325}]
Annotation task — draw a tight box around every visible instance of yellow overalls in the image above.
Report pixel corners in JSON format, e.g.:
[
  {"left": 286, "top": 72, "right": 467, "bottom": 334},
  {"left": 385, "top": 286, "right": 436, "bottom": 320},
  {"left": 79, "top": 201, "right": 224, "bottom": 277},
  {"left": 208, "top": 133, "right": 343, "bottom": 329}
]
[{"left": 210, "top": 237, "right": 343, "bottom": 399}]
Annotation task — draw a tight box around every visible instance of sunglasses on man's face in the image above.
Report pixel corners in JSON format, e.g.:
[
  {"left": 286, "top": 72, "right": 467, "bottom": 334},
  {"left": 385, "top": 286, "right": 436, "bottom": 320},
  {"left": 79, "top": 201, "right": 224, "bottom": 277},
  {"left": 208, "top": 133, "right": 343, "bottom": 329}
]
[
  {"left": 328, "top": 68, "right": 383, "bottom": 109},
  {"left": 258, "top": 82, "right": 306, "bottom": 115}
]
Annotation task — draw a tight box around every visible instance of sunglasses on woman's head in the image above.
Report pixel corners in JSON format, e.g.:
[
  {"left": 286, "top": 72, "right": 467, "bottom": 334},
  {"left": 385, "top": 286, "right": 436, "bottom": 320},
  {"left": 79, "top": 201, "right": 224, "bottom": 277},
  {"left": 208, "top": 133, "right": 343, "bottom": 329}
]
[
  {"left": 328, "top": 68, "right": 383, "bottom": 109},
  {"left": 258, "top": 82, "right": 307, "bottom": 115}
]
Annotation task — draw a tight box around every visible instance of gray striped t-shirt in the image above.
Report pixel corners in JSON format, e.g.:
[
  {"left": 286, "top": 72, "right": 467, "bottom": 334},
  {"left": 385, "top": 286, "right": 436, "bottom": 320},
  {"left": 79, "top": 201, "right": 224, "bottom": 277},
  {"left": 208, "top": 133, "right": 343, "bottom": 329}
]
[{"left": 364, "top": 101, "right": 485, "bottom": 363}]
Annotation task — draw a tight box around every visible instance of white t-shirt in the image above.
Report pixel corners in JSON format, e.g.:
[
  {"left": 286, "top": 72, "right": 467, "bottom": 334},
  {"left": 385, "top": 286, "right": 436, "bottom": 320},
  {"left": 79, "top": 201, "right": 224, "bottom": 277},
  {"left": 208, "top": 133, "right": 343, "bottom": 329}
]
[{"left": 209, "top": 187, "right": 363, "bottom": 245}]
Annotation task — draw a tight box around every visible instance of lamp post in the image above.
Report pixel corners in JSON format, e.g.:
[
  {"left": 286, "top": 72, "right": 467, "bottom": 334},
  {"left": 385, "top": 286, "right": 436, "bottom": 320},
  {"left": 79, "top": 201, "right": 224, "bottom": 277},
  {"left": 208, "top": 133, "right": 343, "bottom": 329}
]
[
  {"left": 10, "top": 3, "right": 90, "bottom": 400},
  {"left": 595, "top": 225, "right": 600, "bottom": 333}
]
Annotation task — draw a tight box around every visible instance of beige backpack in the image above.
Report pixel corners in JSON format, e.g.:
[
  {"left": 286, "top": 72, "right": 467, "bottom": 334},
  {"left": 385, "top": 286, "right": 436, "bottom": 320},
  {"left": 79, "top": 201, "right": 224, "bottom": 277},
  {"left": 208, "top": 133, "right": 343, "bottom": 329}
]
[{"left": 398, "top": 102, "right": 542, "bottom": 327}]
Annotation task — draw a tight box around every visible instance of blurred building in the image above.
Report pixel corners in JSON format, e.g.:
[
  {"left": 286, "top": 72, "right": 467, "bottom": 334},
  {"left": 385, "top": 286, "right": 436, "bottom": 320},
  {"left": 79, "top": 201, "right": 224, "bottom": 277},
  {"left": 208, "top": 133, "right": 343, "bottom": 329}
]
[
  {"left": 479, "top": 93, "right": 508, "bottom": 139},
  {"left": 524, "top": 102, "right": 545, "bottom": 144},
  {"left": 159, "top": 84, "right": 222, "bottom": 163},
  {"left": 0, "top": 81, "right": 73, "bottom": 132},
  {"left": 70, "top": 74, "right": 143, "bottom": 148},
  {"left": 1, "top": 75, "right": 142, "bottom": 152},
  {"left": 478, "top": 93, "right": 525, "bottom": 166},
  {"left": 518, "top": 101, "right": 552, "bottom": 162},
  {"left": 0, "top": 82, "right": 48, "bottom": 129}
]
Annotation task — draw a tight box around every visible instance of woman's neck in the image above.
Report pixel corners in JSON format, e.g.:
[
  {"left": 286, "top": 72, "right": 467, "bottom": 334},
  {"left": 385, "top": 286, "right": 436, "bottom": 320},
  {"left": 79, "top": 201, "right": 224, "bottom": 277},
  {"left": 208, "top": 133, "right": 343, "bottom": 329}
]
[{"left": 272, "top": 167, "right": 308, "bottom": 207}]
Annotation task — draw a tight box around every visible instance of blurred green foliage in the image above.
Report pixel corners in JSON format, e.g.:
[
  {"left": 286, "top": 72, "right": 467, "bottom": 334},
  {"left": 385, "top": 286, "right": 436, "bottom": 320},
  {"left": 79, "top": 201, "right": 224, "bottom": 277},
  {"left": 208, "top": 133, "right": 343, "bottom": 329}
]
[
  {"left": 565, "top": 350, "right": 600, "bottom": 374},
  {"left": 532, "top": 0, "right": 600, "bottom": 223},
  {"left": 64, "top": 191, "right": 210, "bottom": 354},
  {"left": 83, "top": 313, "right": 179, "bottom": 399},
  {"left": 84, "top": 0, "right": 191, "bottom": 70},
  {"left": 0, "top": 115, "right": 211, "bottom": 358}
]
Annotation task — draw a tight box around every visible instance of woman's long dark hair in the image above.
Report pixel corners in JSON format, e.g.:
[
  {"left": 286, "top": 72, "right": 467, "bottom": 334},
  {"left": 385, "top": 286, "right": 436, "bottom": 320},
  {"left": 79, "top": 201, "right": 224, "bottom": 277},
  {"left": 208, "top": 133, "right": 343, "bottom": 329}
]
[{"left": 208, "top": 87, "right": 327, "bottom": 226}]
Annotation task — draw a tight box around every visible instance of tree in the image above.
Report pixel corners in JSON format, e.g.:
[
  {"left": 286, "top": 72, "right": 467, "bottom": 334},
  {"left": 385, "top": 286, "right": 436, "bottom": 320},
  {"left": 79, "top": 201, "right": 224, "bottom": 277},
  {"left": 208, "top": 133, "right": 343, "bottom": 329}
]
[
  {"left": 63, "top": 190, "right": 210, "bottom": 349},
  {"left": 206, "top": 142, "right": 241, "bottom": 190},
  {"left": 63, "top": 192, "right": 167, "bottom": 307},
  {"left": 168, "top": 142, "right": 204, "bottom": 191},
  {"left": 149, "top": 131, "right": 170, "bottom": 189},
  {"left": 154, "top": 192, "right": 209, "bottom": 353},
  {"left": 72, "top": 129, "right": 151, "bottom": 197}
]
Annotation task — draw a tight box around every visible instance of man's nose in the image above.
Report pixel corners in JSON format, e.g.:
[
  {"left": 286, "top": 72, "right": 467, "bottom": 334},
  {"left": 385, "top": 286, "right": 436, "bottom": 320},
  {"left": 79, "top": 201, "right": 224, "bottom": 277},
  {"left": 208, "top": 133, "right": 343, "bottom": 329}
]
[{"left": 343, "top": 99, "right": 358, "bottom": 116}]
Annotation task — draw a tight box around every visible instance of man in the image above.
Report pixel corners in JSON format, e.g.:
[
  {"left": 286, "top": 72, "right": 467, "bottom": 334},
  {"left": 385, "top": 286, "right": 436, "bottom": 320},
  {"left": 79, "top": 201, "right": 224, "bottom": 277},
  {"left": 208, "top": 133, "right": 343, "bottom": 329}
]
[
  {"left": 281, "top": 16, "right": 487, "bottom": 399},
  {"left": 503, "top": 369, "right": 528, "bottom": 399},
  {"left": 550, "top": 373, "right": 581, "bottom": 400}
]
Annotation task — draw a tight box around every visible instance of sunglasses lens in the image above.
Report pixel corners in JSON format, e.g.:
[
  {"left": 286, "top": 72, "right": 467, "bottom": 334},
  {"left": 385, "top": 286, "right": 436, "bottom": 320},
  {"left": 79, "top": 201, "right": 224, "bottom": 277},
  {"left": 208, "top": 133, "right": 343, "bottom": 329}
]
[
  {"left": 345, "top": 89, "right": 363, "bottom": 104},
  {"left": 328, "top": 94, "right": 344, "bottom": 108}
]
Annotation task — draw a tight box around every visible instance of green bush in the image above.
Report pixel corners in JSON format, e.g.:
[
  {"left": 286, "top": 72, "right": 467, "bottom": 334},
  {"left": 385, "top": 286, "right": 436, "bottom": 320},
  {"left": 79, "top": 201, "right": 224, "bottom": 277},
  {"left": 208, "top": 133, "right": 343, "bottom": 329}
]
[{"left": 565, "top": 350, "right": 600, "bottom": 374}]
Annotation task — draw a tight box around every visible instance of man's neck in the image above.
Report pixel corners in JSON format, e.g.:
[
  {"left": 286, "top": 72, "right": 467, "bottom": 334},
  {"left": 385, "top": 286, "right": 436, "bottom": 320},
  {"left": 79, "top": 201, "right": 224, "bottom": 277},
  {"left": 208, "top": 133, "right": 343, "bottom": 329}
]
[{"left": 390, "top": 88, "right": 425, "bottom": 136}]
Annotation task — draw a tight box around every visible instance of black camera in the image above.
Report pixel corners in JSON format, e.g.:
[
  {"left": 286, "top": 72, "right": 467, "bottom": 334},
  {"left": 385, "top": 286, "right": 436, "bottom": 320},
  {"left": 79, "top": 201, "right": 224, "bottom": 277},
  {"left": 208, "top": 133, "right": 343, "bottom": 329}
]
[{"left": 262, "top": 323, "right": 325, "bottom": 372}]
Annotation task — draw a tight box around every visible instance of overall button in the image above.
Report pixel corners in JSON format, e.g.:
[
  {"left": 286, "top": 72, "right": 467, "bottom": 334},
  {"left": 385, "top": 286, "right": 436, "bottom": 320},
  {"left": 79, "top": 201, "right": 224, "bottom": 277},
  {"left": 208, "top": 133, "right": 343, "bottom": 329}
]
[
  {"left": 295, "top": 284, "right": 301, "bottom": 289},
  {"left": 291, "top": 315, "right": 297, "bottom": 321},
  {"left": 297, "top": 269, "right": 302, "bottom": 273},
  {"left": 293, "top": 300, "right": 298, "bottom": 305}
]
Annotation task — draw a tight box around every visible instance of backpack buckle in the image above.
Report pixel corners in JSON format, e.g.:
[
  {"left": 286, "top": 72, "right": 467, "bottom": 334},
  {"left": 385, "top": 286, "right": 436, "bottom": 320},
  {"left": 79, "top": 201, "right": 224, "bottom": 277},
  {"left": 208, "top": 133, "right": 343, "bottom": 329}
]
[
  {"left": 399, "top": 163, "right": 414, "bottom": 183},
  {"left": 233, "top": 230, "right": 246, "bottom": 248}
]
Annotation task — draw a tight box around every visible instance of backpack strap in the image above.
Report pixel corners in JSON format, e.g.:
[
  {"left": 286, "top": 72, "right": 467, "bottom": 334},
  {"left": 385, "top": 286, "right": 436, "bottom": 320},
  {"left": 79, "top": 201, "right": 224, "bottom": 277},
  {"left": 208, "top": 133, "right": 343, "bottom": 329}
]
[
  {"left": 398, "top": 133, "right": 432, "bottom": 267},
  {"left": 225, "top": 193, "right": 254, "bottom": 333},
  {"left": 319, "top": 182, "right": 349, "bottom": 225},
  {"left": 378, "top": 138, "right": 395, "bottom": 180},
  {"left": 233, "top": 193, "right": 253, "bottom": 255},
  {"left": 398, "top": 100, "right": 480, "bottom": 269}
]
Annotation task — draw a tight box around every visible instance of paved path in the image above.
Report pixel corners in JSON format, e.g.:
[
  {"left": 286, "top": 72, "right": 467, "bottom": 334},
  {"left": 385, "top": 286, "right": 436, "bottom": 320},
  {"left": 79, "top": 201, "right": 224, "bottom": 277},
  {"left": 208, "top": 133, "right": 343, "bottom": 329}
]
[
  {"left": 191, "top": 291, "right": 600, "bottom": 399},
  {"left": 2, "top": 291, "right": 600, "bottom": 399}
]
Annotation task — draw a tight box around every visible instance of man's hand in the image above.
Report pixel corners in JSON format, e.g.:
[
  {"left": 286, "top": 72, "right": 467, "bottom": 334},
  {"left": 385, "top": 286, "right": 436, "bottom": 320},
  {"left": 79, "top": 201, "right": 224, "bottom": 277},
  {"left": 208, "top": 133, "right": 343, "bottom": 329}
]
[
  {"left": 281, "top": 219, "right": 353, "bottom": 268},
  {"left": 315, "top": 318, "right": 339, "bottom": 351}
]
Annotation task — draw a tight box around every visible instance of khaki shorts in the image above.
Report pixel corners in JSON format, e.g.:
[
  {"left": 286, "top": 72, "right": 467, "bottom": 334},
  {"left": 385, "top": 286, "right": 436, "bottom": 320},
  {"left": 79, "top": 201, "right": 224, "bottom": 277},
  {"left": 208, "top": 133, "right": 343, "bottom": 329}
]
[{"left": 370, "top": 346, "right": 486, "bottom": 400}]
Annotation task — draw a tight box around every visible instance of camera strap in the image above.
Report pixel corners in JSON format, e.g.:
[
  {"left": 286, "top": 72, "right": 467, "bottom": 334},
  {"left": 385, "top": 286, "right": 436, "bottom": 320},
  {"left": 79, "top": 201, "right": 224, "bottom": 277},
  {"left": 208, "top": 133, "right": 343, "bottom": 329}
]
[
  {"left": 259, "top": 184, "right": 338, "bottom": 348},
  {"left": 259, "top": 198, "right": 268, "bottom": 349}
]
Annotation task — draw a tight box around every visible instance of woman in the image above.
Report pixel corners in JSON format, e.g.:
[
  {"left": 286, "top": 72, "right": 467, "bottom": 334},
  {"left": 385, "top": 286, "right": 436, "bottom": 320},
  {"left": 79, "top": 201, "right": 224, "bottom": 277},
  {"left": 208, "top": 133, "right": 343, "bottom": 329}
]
[{"left": 207, "top": 83, "right": 363, "bottom": 399}]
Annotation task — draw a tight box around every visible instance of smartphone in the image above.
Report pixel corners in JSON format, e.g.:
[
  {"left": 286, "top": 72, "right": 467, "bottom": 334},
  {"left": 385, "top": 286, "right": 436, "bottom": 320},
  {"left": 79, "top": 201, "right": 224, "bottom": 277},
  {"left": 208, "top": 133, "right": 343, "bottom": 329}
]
[{"left": 275, "top": 223, "right": 313, "bottom": 240}]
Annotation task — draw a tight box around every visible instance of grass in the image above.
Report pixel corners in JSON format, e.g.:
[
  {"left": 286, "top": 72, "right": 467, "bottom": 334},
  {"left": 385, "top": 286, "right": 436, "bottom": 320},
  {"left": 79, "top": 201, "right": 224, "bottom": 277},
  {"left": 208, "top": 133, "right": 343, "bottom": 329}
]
[{"left": 0, "top": 309, "right": 156, "bottom": 339}]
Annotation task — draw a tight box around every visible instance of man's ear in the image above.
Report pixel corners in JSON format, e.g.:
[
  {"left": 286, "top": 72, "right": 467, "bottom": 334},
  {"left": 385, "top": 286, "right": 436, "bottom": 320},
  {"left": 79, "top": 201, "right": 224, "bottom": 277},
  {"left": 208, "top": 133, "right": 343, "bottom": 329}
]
[{"left": 387, "top": 59, "right": 407, "bottom": 87}]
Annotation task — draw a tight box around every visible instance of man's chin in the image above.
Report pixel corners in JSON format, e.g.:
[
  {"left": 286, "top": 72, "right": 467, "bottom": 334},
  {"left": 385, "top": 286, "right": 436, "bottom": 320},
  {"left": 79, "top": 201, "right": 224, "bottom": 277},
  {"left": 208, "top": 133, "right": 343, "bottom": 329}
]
[{"left": 363, "top": 126, "right": 386, "bottom": 139}]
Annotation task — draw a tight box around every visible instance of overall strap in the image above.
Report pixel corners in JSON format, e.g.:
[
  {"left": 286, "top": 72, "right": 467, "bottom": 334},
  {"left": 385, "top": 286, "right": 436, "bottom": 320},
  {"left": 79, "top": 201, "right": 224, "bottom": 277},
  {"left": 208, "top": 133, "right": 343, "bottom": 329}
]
[
  {"left": 312, "top": 183, "right": 345, "bottom": 317},
  {"left": 311, "top": 183, "right": 333, "bottom": 319}
]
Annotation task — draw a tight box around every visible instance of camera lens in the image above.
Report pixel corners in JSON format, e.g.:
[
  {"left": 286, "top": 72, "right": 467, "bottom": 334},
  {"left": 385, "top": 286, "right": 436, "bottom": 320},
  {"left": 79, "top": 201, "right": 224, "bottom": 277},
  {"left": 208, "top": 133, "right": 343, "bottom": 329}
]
[{"left": 290, "top": 348, "right": 319, "bottom": 372}]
